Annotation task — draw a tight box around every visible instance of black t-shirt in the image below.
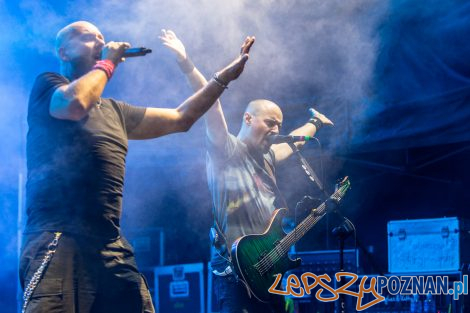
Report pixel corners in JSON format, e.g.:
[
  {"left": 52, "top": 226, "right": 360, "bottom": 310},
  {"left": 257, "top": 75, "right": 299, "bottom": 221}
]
[{"left": 26, "top": 72, "right": 146, "bottom": 239}]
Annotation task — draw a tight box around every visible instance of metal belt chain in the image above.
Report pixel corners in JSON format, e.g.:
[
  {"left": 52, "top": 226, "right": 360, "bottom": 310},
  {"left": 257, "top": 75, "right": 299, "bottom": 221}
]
[{"left": 22, "top": 232, "right": 62, "bottom": 313}]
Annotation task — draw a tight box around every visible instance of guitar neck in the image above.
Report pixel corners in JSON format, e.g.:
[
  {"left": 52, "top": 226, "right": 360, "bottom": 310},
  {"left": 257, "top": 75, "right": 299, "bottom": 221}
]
[
  {"left": 250, "top": 178, "right": 349, "bottom": 278},
  {"left": 279, "top": 202, "right": 327, "bottom": 255},
  {"left": 277, "top": 187, "right": 345, "bottom": 256}
]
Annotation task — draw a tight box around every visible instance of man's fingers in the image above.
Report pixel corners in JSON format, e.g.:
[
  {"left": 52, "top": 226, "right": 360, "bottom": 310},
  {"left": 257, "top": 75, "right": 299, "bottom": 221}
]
[
  {"left": 247, "top": 36, "right": 255, "bottom": 48},
  {"left": 319, "top": 114, "right": 334, "bottom": 126},
  {"left": 240, "top": 36, "right": 253, "bottom": 54},
  {"left": 309, "top": 108, "right": 334, "bottom": 126},
  {"left": 110, "top": 42, "right": 130, "bottom": 50},
  {"left": 161, "top": 42, "right": 177, "bottom": 51},
  {"left": 240, "top": 37, "right": 249, "bottom": 53},
  {"left": 159, "top": 36, "right": 170, "bottom": 44},
  {"left": 161, "top": 29, "right": 177, "bottom": 39},
  {"left": 219, "top": 36, "right": 254, "bottom": 82},
  {"left": 240, "top": 36, "right": 255, "bottom": 55},
  {"left": 106, "top": 41, "right": 130, "bottom": 51},
  {"left": 160, "top": 29, "right": 173, "bottom": 40}
]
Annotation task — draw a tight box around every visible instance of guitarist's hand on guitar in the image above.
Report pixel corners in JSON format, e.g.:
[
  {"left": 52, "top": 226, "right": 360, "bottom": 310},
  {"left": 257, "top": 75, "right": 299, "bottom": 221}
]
[{"left": 294, "top": 196, "right": 322, "bottom": 218}]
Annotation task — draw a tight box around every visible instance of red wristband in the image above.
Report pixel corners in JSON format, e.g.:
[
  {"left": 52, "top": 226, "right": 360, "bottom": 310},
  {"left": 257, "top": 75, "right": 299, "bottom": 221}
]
[{"left": 93, "top": 60, "right": 115, "bottom": 80}]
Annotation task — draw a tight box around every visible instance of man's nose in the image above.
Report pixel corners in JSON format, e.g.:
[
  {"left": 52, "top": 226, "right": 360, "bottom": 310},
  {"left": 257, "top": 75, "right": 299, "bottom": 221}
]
[{"left": 96, "top": 35, "right": 105, "bottom": 46}]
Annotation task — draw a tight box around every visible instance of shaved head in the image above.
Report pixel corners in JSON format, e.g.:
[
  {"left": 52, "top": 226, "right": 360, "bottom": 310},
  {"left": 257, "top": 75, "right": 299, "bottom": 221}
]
[
  {"left": 245, "top": 99, "right": 282, "bottom": 118},
  {"left": 238, "top": 99, "right": 283, "bottom": 152},
  {"left": 55, "top": 21, "right": 105, "bottom": 79},
  {"left": 55, "top": 21, "right": 101, "bottom": 54}
]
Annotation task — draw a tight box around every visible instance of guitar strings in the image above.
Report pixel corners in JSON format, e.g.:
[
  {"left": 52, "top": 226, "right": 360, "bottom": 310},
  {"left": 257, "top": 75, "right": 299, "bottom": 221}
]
[
  {"left": 255, "top": 200, "right": 331, "bottom": 274},
  {"left": 254, "top": 185, "right": 348, "bottom": 275},
  {"left": 255, "top": 199, "right": 331, "bottom": 274},
  {"left": 255, "top": 191, "right": 338, "bottom": 274},
  {"left": 256, "top": 209, "right": 326, "bottom": 274}
]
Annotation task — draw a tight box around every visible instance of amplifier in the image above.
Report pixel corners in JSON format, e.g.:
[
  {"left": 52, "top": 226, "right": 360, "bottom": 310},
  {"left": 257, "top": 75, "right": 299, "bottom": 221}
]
[
  {"left": 388, "top": 217, "right": 470, "bottom": 273},
  {"left": 154, "top": 263, "right": 204, "bottom": 313},
  {"left": 289, "top": 249, "right": 361, "bottom": 274},
  {"left": 284, "top": 250, "right": 361, "bottom": 313}
]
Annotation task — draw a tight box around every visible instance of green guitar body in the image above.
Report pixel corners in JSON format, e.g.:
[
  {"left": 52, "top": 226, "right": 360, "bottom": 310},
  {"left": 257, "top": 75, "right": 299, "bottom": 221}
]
[
  {"left": 231, "top": 177, "right": 351, "bottom": 303},
  {"left": 231, "top": 208, "right": 301, "bottom": 303}
]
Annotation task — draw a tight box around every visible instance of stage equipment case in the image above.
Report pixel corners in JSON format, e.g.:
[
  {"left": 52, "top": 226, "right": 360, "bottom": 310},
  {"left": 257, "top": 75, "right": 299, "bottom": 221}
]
[
  {"left": 154, "top": 263, "right": 204, "bottom": 313},
  {"left": 388, "top": 217, "right": 470, "bottom": 273}
]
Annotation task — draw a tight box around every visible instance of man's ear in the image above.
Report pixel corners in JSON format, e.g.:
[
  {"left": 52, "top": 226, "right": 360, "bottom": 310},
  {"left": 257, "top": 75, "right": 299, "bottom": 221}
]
[
  {"left": 57, "top": 47, "right": 69, "bottom": 61},
  {"left": 244, "top": 112, "right": 252, "bottom": 126}
]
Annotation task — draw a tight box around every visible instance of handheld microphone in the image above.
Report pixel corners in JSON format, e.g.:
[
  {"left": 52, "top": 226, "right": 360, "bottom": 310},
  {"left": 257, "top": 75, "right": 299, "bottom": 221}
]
[
  {"left": 268, "top": 135, "right": 314, "bottom": 144},
  {"left": 123, "top": 47, "right": 152, "bottom": 57}
]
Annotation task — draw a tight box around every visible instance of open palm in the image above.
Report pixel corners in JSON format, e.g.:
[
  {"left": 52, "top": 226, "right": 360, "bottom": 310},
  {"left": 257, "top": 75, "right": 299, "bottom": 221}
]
[{"left": 159, "top": 29, "right": 186, "bottom": 61}]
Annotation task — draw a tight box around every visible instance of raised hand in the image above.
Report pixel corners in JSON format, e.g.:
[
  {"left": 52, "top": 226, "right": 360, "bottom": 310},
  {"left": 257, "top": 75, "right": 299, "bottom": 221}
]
[
  {"left": 159, "top": 29, "right": 187, "bottom": 62},
  {"left": 310, "top": 108, "right": 334, "bottom": 126},
  {"left": 217, "top": 36, "right": 255, "bottom": 84},
  {"left": 240, "top": 36, "right": 255, "bottom": 56}
]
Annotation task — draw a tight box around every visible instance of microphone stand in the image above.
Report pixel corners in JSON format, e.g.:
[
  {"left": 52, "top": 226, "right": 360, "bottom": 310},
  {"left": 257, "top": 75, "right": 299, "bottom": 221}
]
[
  {"left": 286, "top": 141, "right": 383, "bottom": 312},
  {"left": 332, "top": 219, "right": 355, "bottom": 313},
  {"left": 287, "top": 141, "right": 332, "bottom": 251},
  {"left": 287, "top": 141, "right": 355, "bottom": 313},
  {"left": 287, "top": 142, "right": 329, "bottom": 199}
]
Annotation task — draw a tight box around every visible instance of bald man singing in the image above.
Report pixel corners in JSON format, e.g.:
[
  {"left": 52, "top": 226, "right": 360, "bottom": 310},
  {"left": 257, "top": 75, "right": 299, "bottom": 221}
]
[
  {"left": 161, "top": 30, "right": 333, "bottom": 312},
  {"left": 20, "top": 21, "right": 254, "bottom": 313}
]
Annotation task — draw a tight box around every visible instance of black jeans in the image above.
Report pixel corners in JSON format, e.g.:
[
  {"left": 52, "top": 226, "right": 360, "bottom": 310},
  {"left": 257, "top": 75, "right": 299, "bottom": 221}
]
[
  {"left": 213, "top": 274, "right": 285, "bottom": 313},
  {"left": 20, "top": 231, "right": 155, "bottom": 313}
]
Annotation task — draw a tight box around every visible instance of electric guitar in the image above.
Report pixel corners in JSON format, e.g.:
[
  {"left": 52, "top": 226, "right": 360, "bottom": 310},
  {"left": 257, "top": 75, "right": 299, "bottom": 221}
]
[{"left": 231, "top": 177, "right": 351, "bottom": 303}]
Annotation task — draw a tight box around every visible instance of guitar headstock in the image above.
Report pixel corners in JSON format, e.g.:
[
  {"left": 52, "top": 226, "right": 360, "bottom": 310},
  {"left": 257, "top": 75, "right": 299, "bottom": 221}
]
[{"left": 331, "top": 176, "right": 351, "bottom": 203}]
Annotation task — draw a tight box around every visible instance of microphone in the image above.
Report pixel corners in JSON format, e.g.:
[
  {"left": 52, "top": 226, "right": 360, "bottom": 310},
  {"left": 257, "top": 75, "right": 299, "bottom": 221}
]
[
  {"left": 123, "top": 47, "right": 152, "bottom": 57},
  {"left": 267, "top": 135, "right": 315, "bottom": 144}
]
